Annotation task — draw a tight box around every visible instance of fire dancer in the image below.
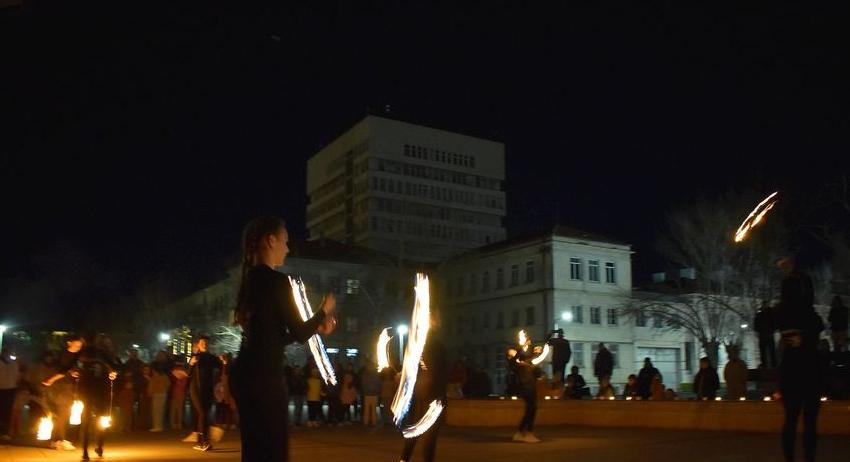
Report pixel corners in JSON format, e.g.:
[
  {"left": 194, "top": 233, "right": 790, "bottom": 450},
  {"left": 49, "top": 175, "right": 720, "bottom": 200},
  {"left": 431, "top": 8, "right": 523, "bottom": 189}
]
[
  {"left": 41, "top": 334, "right": 84, "bottom": 450},
  {"left": 230, "top": 216, "right": 336, "bottom": 462},
  {"left": 187, "top": 335, "right": 221, "bottom": 451},
  {"left": 77, "top": 333, "right": 118, "bottom": 461},
  {"left": 508, "top": 335, "right": 542, "bottom": 443}
]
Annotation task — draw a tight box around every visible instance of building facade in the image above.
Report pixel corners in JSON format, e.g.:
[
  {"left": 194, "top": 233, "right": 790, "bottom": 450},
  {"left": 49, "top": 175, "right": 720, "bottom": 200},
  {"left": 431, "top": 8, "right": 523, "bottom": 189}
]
[
  {"left": 306, "top": 115, "right": 507, "bottom": 264},
  {"left": 437, "top": 226, "right": 696, "bottom": 394}
]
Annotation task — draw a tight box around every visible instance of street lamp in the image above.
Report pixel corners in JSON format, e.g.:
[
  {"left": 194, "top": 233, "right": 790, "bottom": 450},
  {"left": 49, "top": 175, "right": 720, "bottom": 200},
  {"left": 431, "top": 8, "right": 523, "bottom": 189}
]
[
  {"left": 397, "top": 324, "right": 408, "bottom": 361},
  {"left": 159, "top": 332, "right": 171, "bottom": 342},
  {"left": 561, "top": 312, "right": 573, "bottom": 322}
]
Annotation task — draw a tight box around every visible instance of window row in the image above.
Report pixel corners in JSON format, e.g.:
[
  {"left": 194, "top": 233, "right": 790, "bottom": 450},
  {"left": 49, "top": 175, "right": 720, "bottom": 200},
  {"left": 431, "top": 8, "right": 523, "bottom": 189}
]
[
  {"left": 449, "top": 306, "right": 538, "bottom": 334},
  {"left": 404, "top": 144, "right": 476, "bottom": 169},
  {"left": 571, "top": 343, "right": 621, "bottom": 369},
  {"left": 569, "top": 258, "right": 617, "bottom": 284},
  {"left": 371, "top": 176, "right": 504, "bottom": 209},
  {"left": 378, "top": 156, "right": 500, "bottom": 191},
  {"left": 450, "top": 261, "right": 536, "bottom": 297},
  {"left": 566, "top": 306, "right": 619, "bottom": 326},
  {"left": 369, "top": 217, "right": 491, "bottom": 244}
]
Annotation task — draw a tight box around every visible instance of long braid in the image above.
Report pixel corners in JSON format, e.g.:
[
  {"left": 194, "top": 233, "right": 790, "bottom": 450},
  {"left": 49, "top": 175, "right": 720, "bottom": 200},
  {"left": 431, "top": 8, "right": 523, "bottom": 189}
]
[{"left": 234, "top": 216, "right": 286, "bottom": 329}]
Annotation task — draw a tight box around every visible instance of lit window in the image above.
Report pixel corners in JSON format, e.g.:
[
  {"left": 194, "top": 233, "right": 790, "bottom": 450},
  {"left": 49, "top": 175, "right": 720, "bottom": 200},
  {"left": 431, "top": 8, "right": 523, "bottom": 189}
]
[{"left": 345, "top": 279, "right": 360, "bottom": 295}]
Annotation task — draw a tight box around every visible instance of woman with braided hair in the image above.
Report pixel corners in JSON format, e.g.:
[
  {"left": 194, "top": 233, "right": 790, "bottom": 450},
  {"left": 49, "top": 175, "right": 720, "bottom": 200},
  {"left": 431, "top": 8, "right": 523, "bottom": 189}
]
[{"left": 229, "top": 216, "right": 337, "bottom": 461}]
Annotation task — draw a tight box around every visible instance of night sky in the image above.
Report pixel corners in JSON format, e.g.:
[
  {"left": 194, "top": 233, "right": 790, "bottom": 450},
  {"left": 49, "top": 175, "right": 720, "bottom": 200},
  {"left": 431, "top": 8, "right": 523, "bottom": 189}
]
[{"left": 2, "top": 1, "right": 848, "bottom": 322}]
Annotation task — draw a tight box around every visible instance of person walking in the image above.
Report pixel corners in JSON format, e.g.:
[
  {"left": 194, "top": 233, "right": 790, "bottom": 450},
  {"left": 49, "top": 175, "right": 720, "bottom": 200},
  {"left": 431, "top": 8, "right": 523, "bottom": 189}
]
[
  {"left": 755, "top": 302, "right": 778, "bottom": 368},
  {"left": 775, "top": 257, "right": 824, "bottom": 462},
  {"left": 637, "top": 358, "right": 661, "bottom": 399},
  {"left": 724, "top": 347, "right": 749, "bottom": 400},
  {"left": 41, "top": 334, "right": 84, "bottom": 450},
  {"left": 693, "top": 357, "right": 720, "bottom": 400},
  {"left": 187, "top": 336, "right": 221, "bottom": 451},
  {"left": 77, "top": 334, "right": 118, "bottom": 461},
  {"left": 546, "top": 329, "right": 571, "bottom": 385},
  {"left": 360, "top": 361, "right": 381, "bottom": 428},
  {"left": 828, "top": 295, "right": 848, "bottom": 352},
  {"left": 229, "top": 216, "right": 336, "bottom": 461},
  {"left": 593, "top": 343, "right": 614, "bottom": 386}
]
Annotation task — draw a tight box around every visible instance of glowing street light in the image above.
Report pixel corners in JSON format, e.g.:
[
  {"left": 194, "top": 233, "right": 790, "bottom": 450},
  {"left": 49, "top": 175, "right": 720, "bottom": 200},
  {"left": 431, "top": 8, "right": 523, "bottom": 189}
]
[
  {"left": 561, "top": 312, "right": 573, "bottom": 322},
  {"left": 740, "top": 323, "right": 749, "bottom": 329},
  {"left": 159, "top": 332, "right": 171, "bottom": 342}
]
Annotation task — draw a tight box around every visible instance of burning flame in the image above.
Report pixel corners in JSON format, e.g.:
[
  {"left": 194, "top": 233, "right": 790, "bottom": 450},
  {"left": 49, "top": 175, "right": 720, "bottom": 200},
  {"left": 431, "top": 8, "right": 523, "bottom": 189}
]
[
  {"left": 37, "top": 416, "right": 53, "bottom": 441},
  {"left": 531, "top": 344, "right": 550, "bottom": 366},
  {"left": 70, "top": 400, "right": 84, "bottom": 425},
  {"left": 99, "top": 416, "right": 112, "bottom": 429},
  {"left": 516, "top": 329, "right": 549, "bottom": 365},
  {"left": 391, "top": 274, "right": 431, "bottom": 427},
  {"left": 289, "top": 276, "right": 337, "bottom": 386},
  {"left": 734, "top": 192, "right": 779, "bottom": 243},
  {"left": 401, "top": 400, "right": 444, "bottom": 439},
  {"left": 518, "top": 330, "right": 529, "bottom": 351},
  {"left": 376, "top": 328, "right": 393, "bottom": 372}
]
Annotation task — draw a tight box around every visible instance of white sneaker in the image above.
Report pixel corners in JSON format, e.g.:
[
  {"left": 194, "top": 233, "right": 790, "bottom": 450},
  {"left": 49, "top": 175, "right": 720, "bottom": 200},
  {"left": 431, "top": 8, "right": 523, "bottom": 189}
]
[
  {"left": 512, "top": 431, "right": 525, "bottom": 442},
  {"left": 523, "top": 433, "right": 541, "bottom": 443},
  {"left": 182, "top": 432, "right": 199, "bottom": 442},
  {"left": 61, "top": 440, "right": 76, "bottom": 450}
]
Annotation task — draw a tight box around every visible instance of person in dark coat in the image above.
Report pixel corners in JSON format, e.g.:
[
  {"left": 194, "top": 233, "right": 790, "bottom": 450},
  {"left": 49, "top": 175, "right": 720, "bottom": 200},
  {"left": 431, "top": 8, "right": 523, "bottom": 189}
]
[
  {"left": 774, "top": 257, "right": 824, "bottom": 462},
  {"left": 229, "top": 216, "right": 336, "bottom": 462},
  {"left": 187, "top": 335, "right": 222, "bottom": 451},
  {"left": 546, "top": 329, "right": 571, "bottom": 384},
  {"left": 637, "top": 358, "right": 661, "bottom": 399},
  {"left": 508, "top": 333, "right": 545, "bottom": 443},
  {"left": 593, "top": 343, "right": 614, "bottom": 384},
  {"left": 755, "top": 302, "right": 778, "bottom": 368},
  {"left": 828, "top": 296, "right": 848, "bottom": 352},
  {"left": 693, "top": 357, "right": 720, "bottom": 400},
  {"left": 565, "top": 365, "right": 587, "bottom": 399},
  {"left": 77, "top": 334, "right": 118, "bottom": 461},
  {"left": 399, "top": 315, "right": 448, "bottom": 462}
]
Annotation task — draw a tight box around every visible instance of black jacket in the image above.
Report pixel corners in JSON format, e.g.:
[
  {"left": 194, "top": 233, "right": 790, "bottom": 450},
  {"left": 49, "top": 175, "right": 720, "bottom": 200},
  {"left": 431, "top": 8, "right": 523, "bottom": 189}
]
[
  {"left": 413, "top": 336, "right": 449, "bottom": 402},
  {"left": 546, "top": 335, "right": 572, "bottom": 366},
  {"left": 693, "top": 367, "right": 720, "bottom": 399}
]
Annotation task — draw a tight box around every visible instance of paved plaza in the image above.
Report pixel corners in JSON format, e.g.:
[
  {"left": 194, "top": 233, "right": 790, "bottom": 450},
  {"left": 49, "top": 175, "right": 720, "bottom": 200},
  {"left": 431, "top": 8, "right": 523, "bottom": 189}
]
[{"left": 2, "top": 425, "right": 850, "bottom": 462}]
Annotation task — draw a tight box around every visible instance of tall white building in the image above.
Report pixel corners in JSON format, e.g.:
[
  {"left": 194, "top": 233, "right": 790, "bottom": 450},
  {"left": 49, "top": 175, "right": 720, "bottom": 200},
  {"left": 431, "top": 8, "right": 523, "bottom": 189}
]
[
  {"left": 437, "top": 226, "right": 696, "bottom": 394},
  {"left": 306, "top": 115, "right": 506, "bottom": 263}
]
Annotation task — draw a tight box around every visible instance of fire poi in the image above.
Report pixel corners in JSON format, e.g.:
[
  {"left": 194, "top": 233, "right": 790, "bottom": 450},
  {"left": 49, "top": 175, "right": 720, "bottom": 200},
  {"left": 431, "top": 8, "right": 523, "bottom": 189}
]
[
  {"left": 390, "top": 273, "right": 445, "bottom": 438},
  {"left": 70, "top": 399, "right": 84, "bottom": 425},
  {"left": 288, "top": 275, "right": 337, "bottom": 386},
  {"left": 734, "top": 191, "right": 779, "bottom": 243},
  {"left": 376, "top": 327, "right": 393, "bottom": 372},
  {"left": 37, "top": 415, "right": 54, "bottom": 441},
  {"left": 517, "top": 329, "right": 550, "bottom": 365}
]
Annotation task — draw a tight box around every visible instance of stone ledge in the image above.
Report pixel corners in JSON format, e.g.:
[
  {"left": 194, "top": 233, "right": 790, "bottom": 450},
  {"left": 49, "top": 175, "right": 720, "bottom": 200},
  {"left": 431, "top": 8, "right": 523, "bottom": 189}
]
[{"left": 445, "top": 399, "right": 850, "bottom": 435}]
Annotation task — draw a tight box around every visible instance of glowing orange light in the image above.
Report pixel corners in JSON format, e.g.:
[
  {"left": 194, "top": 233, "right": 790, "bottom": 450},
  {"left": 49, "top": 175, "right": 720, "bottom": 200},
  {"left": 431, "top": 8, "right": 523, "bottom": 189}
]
[{"left": 734, "top": 192, "right": 779, "bottom": 243}]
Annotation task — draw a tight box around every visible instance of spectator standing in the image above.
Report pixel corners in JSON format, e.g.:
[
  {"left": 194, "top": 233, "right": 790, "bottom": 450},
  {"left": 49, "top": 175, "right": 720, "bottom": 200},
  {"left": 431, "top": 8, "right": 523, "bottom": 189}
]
[
  {"left": 306, "top": 366, "right": 324, "bottom": 427},
  {"left": 693, "top": 357, "right": 720, "bottom": 400},
  {"left": 724, "top": 347, "right": 749, "bottom": 400},
  {"left": 754, "top": 303, "right": 777, "bottom": 368},
  {"left": 637, "top": 358, "right": 661, "bottom": 399},
  {"left": 360, "top": 362, "right": 381, "bottom": 428},
  {"left": 288, "top": 365, "right": 307, "bottom": 427},
  {"left": 593, "top": 343, "right": 614, "bottom": 384},
  {"left": 187, "top": 335, "right": 222, "bottom": 451},
  {"left": 546, "top": 329, "right": 572, "bottom": 385},
  {"left": 170, "top": 362, "right": 189, "bottom": 431},
  {"left": 148, "top": 351, "right": 171, "bottom": 432},
  {"left": 339, "top": 363, "right": 358, "bottom": 425}
]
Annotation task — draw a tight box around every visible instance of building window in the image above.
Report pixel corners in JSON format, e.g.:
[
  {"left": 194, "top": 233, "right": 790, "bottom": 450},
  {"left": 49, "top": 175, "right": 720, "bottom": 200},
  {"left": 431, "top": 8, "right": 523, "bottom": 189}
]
[
  {"left": 496, "top": 311, "right": 504, "bottom": 329},
  {"left": 482, "top": 271, "right": 490, "bottom": 292},
  {"left": 571, "top": 306, "right": 584, "bottom": 323},
  {"left": 572, "top": 343, "right": 585, "bottom": 368},
  {"left": 510, "top": 265, "right": 519, "bottom": 287},
  {"left": 496, "top": 268, "right": 505, "bottom": 290},
  {"left": 590, "top": 306, "right": 601, "bottom": 325},
  {"left": 636, "top": 310, "right": 647, "bottom": 327},
  {"left": 605, "top": 262, "right": 617, "bottom": 284},
  {"left": 607, "top": 308, "right": 618, "bottom": 325},
  {"left": 685, "top": 342, "right": 694, "bottom": 371},
  {"left": 525, "top": 306, "right": 535, "bottom": 326},
  {"left": 345, "top": 316, "right": 359, "bottom": 333},
  {"left": 345, "top": 278, "right": 360, "bottom": 295},
  {"left": 588, "top": 260, "right": 600, "bottom": 282},
  {"left": 525, "top": 261, "right": 535, "bottom": 283},
  {"left": 653, "top": 314, "right": 663, "bottom": 328},
  {"left": 570, "top": 258, "right": 582, "bottom": 281},
  {"left": 511, "top": 310, "right": 519, "bottom": 328}
]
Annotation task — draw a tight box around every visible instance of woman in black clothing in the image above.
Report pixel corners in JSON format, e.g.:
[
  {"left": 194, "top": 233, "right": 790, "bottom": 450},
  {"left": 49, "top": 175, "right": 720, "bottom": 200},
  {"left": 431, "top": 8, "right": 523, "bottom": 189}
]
[
  {"left": 77, "top": 334, "right": 118, "bottom": 461},
  {"left": 230, "top": 216, "right": 336, "bottom": 462},
  {"left": 188, "top": 335, "right": 222, "bottom": 451}
]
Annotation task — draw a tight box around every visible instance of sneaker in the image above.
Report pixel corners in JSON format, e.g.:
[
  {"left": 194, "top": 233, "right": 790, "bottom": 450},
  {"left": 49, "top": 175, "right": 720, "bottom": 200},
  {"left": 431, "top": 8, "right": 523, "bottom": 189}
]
[
  {"left": 512, "top": 431, "right": 525, "bottom": 442},
  {"left": 61, "top": 440, "right": 77, "bottom": 451},
  {"left": 182, "top": 432, "right": 199, "bottom": 442},
  {"left": 192, "top": 443, "right": 212, "bottom": 452},
  {"left": 522, "top": 433, "right": 541, "bottom": 443}
]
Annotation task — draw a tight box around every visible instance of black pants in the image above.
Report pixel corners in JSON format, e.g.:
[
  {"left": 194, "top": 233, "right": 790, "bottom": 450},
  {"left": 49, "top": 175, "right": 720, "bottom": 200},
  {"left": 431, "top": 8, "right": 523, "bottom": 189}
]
[
  {"left": 80, "top": 397, "right": 106, "bottom": 457},
  {"left": 782, "top": 391, "right": 820, "bottom": 462},
  {"left": 400, "top": 400, "right": 443, "bottom": 462},
  {"left": 760, "top": 337, "right": 777, "bottom": 368},
  {"left": 0, "top": 388, "right": 15, "bottom": 436},
  {"left": 307, "top": 401, "right": 322, "bottom": 421},
  {"left": 190, "top": 388, "right": 213, "bottom": 445},
  {"left": 552, "top": 362, "right": 567, "bottom": 384},
  {"left": 519, "top": 389, "right": 537, "bottom": 433},
  {"left": 231, "top": 359, "right": 289, "bottom": 461}
]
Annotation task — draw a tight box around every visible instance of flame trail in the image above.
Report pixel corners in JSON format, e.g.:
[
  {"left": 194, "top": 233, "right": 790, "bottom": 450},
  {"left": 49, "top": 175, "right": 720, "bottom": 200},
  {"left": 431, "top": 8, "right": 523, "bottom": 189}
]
[
  {"left": 734, "top": 192, "right": 779, "bottom": 243},
  {"left": 531, "top": 344, "right": 550, "bottom": 366},
  {"left": 70, "top": 400, "right": 84, "bottom": 425},
  {"left": 517, "top": 329, "right": 549, "bottom": 365},
  {"left": 376, "top": 328, "right": 393, "bottom": 372},
  {"left": 37, "top": 416, "right": 53, "bottom": 441},
  {"left": 518, "top": 330, "right": 529, "bottom": 352},
  {"left": 401, "top": 400, "right": 444, "bottom": 438},
  {"left": 99, "top": 416, "right": 112, "bottom": 429},
  {"left": 391, "top": 274, "right": 431, "bottom": 427},
  {"left": 289, "top": 275, "right": 337, "bottom": 386}
]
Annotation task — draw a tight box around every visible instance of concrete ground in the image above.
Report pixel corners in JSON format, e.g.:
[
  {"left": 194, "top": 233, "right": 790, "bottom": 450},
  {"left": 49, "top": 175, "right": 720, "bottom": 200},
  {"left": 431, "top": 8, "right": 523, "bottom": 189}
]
[{"left": 2, "top": 425, "right": 849, "bottom": 462}]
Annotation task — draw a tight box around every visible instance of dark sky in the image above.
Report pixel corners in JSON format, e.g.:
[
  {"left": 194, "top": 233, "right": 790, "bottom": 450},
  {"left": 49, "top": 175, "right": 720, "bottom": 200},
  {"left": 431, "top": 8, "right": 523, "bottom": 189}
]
[{"left": 2, "top": 1, "right": 848, "bottom": 316}]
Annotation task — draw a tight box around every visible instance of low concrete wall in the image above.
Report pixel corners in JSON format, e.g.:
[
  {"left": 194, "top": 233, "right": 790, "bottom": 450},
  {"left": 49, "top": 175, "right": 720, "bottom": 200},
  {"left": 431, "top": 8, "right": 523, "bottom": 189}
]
[{"left": 445, "top": 399, "right": 850, "bottom": 435}]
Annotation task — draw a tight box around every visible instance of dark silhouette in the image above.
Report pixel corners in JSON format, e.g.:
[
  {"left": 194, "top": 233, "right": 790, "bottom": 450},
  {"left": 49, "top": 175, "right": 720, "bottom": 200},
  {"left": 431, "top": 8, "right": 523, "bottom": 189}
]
[
  {"left": 546, "top": 329, "right": 572, "bottom": 384},
  {"left": 755, "top": 303, "right": 778, "bottom": 368},
  {"left": 399, "top": 328, "right": 448, "bottom": 462},
  {"left": 828, "top": 296, "right": 848, "bottom": 353},
  {"left": 637, "top": 358, "right": 661, "bottom": 399},
  {"left": 593, "top": 343, "right": 614, "bottom": 383},
  {"left": 774, "top": 257, "right": 824, "bottom": 462},
  {"left": 693, "top": 357, "right": 720, "bottom": 400},
  {"left": 230, "top": 217, "right": 336, "bottom": 461}
]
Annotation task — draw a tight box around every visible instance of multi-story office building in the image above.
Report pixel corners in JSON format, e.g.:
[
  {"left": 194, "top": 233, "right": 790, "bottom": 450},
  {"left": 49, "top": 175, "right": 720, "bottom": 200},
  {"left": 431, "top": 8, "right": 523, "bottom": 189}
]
[
  {"left": 306, "top": 115, "right": 506, "bottom": 263},
  {"left": 437, "top": 226, "right": 695, "bottom": 394}
]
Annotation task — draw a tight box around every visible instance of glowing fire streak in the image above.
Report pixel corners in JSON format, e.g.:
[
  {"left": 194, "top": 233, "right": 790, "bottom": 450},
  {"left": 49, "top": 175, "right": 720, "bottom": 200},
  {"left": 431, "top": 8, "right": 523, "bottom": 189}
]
[
  {"left": 518, "top": 330, "right": 529, "bottom": 352},
  {"left": 401, "top": 400, "right": 444, "bottom": 439},
  {"left": 288, "top": 275, "right": 337, "bottom": 386},
  {"left": 376, "top": 328, "right": 393, "bottom": 372},
  {"left": 37, "top": 416, "right": 53, "bottom": 440},
  {"left": 99, "top": 416, "right": 112, "bottom": 429},
  {"left": 530, "top": 343, "right": 550, "bottom": 366},
  {"left": 391, "top": 274, "right": 430, "bottom": 427},
  {"left": 734, "top": 192, "right": 779, "bottom": 243},
  {"left": 70, "top": 400, "right": 84, "bottom": 425}
]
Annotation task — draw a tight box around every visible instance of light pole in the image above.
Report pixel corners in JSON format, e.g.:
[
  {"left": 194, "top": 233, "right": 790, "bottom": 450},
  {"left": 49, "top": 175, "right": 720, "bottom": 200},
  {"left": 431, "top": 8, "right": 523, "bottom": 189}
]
[{"left": 397, "top": 324, "right": 408, "bottom": 362}]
